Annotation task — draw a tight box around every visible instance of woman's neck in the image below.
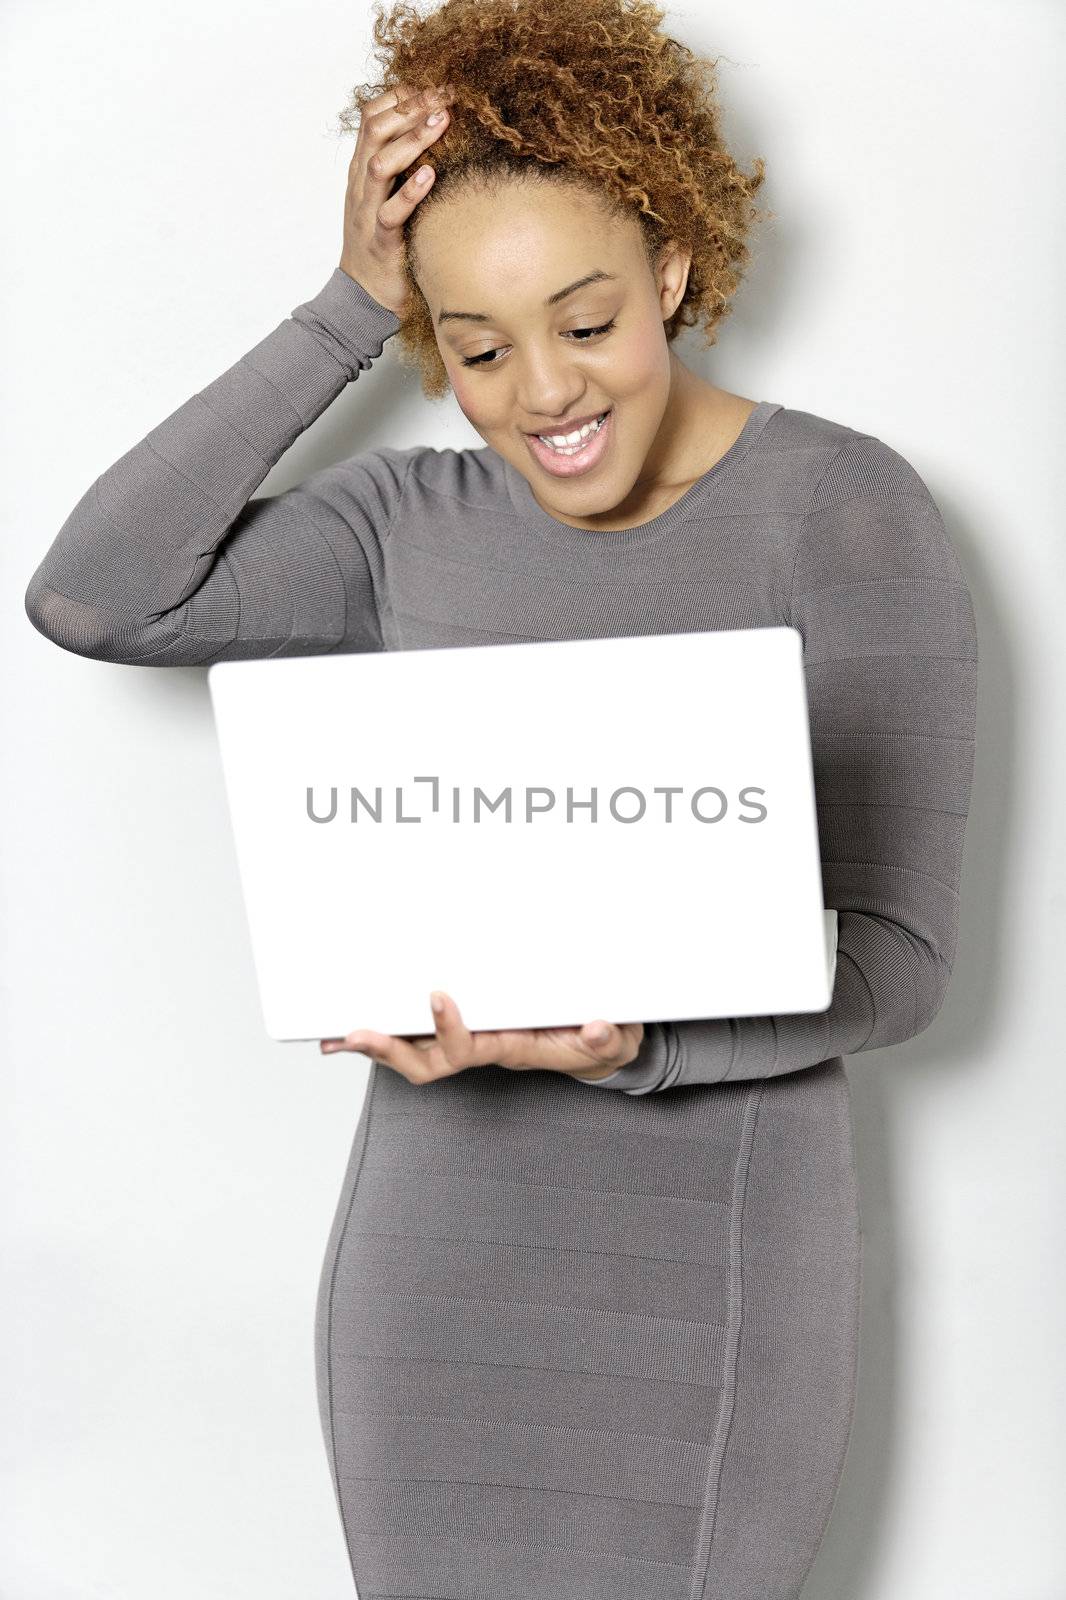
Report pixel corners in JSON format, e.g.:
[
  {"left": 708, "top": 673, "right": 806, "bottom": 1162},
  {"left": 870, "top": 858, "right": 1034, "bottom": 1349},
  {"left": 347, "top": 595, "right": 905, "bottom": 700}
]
[{"left": 538, "top": 356, "right": 757, "bottom": 533}]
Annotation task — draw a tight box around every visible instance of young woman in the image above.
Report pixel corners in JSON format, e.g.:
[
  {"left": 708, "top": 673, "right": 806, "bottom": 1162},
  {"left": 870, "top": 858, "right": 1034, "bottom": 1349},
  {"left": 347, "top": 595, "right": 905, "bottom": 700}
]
[{"left": 24, "top": 0, "right": 979, "bottom": 1593}]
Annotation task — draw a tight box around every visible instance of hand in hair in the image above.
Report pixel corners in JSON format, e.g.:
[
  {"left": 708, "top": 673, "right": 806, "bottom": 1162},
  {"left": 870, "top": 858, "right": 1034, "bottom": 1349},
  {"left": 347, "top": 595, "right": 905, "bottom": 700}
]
[{"left": 338, "top": 81, "right": 455, "bottom": 316}]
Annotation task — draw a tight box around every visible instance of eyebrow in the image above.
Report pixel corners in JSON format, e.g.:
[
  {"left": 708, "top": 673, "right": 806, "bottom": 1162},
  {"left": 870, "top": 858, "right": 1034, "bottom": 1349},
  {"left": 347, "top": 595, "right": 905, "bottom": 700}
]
[{"left": 436, "top": 270, "right": 618, "bottom": 326}]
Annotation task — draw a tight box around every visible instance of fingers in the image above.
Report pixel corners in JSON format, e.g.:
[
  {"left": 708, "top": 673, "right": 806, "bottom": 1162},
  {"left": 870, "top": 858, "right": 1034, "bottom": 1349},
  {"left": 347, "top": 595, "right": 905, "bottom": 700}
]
[
  {"left": 358, "top": 83, "right": 416, "bottom": 117},
  {"left": 338, "top": 81, "right": 455, "bottom": 302},
  {"left": 348, "top": 83, "right": 420, "bottom": 143},
  {"left": 318, "top": 1008, "right": 644, "bottom": 1083},
  {"left": 357, "top": 81, "right": 447, "bottom": 121},
  {"left": 318, "top": 992, "right": 471, "bottom": 1084},
  {"left": 322, "top": 1025, "right": 441, "bottom": 1083},
  {"left": 431, "top": 990, "right": 530, "bottom": 1070},
  {"left": 428, "top": 989, "right": 479, "bottom": 1064},
  {"left": 357, "top": 84, "right": 453, "bottom": 199}
]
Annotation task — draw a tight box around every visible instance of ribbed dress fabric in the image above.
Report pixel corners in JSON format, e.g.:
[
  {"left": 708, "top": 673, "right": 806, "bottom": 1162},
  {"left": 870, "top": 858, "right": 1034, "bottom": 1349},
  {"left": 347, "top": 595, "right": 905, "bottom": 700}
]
[{"left": 24, "top": 266, "right": 978, "bottom": 1598}]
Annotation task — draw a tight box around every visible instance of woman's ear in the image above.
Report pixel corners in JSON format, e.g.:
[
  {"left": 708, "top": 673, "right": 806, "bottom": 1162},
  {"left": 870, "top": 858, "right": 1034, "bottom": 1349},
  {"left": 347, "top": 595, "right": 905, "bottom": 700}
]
[{"left": 655, "top": 240, "right": 692, "bottom": 321}]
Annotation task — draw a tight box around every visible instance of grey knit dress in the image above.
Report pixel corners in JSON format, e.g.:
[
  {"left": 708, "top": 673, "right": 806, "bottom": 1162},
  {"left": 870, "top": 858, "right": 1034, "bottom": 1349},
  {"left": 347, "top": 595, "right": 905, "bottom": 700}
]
[{"left": 24, "top": 267, "right": 978, "bottom": 1599}]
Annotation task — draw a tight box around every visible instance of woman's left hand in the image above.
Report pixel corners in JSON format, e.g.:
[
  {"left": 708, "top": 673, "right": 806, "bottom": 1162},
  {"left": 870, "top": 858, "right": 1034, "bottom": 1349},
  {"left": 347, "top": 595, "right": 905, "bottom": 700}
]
[{"left": 319, "top": 991, "right": 643, "bottom": 1085}]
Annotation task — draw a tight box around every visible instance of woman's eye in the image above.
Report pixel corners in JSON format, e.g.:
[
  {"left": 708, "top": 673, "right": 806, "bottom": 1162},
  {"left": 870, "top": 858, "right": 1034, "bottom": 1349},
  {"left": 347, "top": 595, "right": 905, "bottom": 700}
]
[
  {"left": 459, "top": 318, "right": 617, "bottom": 369},
  {"left": 568, "top": 318, "right": 617, "bottom": 343}
]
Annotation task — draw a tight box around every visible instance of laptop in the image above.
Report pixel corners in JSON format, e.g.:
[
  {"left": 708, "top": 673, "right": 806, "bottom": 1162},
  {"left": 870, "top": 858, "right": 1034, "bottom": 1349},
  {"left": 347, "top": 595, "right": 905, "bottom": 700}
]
[{"left": 206, "top": 627, "right": 836, "bottom": 1043}]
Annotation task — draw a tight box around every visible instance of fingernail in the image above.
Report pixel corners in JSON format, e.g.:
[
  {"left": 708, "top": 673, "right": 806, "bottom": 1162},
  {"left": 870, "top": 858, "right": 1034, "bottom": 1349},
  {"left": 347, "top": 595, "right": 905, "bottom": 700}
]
[
  {"left": 426, "top": 110, "right": 446, "bottom": 125},
  {"left": 431, "top": 992, "right": 445, "bottom": 1015},
  {"left": 586, "top": 1022, "right": 610, "bottom": 1044}
]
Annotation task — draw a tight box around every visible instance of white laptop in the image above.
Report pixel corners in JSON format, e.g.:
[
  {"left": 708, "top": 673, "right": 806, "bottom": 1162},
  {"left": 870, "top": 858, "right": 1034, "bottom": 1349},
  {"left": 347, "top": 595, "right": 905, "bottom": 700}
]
[{"left": 206, "top": 627, "right": 837, "bottom": 1043}]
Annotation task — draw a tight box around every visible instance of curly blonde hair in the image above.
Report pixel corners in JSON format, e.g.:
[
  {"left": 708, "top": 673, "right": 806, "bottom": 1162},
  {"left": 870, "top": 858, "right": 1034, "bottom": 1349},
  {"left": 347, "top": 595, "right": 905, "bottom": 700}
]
[{"left": 335, "top": 0, "right": 771, "bottom": 399}]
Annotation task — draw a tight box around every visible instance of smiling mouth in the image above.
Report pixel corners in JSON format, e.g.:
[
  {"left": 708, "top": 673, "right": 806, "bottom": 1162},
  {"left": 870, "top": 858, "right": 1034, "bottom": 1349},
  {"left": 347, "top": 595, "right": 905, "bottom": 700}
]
[
  {"left": 523, "top": 408, "right": 614, "bottom": 478},
  {"left": 528, "top": 410, "right": 611, "bottom": 452}
]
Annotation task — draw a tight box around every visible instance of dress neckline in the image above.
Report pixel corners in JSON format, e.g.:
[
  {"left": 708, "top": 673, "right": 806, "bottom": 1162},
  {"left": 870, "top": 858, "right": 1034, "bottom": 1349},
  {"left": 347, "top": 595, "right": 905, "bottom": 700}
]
[{"left": 502, "top": 398, "right": 784, "bottom": 548}]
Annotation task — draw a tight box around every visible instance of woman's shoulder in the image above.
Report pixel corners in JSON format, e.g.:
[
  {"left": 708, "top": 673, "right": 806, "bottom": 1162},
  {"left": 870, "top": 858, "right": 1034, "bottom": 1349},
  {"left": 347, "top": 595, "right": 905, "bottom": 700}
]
[
  {"left": 763, "top": 401, "right": 942, "bottom": 517},
  {"left": 767, "top": 403, "right": 968, "bottom": 595},
  {"left": 330, "top": 441, "right": 509, "bottom": 509}
]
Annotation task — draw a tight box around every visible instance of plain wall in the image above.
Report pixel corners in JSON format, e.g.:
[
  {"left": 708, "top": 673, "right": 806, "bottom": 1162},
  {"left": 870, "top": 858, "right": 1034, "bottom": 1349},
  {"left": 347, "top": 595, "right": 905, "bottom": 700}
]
[{"left": 2, "top": 1, "right": 1063, "bottom": 1595}]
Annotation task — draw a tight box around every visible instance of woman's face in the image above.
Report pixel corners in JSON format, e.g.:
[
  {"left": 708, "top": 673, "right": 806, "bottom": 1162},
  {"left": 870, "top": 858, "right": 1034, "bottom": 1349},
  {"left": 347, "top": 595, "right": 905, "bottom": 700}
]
[{"left": 410, "top": 178, "right": 692, "bottom": 528}]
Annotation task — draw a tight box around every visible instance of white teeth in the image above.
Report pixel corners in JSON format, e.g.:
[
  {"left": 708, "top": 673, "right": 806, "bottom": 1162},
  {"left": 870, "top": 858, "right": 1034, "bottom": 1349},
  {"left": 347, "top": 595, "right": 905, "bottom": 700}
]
[{"left": 537, "top": 412, "right": 607, "bottom": 452}]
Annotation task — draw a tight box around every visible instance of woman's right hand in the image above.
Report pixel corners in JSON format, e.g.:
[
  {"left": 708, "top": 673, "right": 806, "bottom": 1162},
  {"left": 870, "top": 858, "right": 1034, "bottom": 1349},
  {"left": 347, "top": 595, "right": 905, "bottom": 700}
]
[{"left": 338, "top": 82, "right": 454, "bottom": 318}]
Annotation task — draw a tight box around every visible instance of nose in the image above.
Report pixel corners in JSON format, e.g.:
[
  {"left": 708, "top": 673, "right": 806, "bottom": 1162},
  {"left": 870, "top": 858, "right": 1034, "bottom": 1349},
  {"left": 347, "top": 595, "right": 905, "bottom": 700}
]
[{"left": 515, "top": 342, "right": 589, "bottom": 425}]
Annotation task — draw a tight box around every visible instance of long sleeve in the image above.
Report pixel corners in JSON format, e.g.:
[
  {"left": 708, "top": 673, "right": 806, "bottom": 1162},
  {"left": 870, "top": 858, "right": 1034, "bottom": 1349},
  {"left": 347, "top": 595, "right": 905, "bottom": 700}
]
[
  {"left": 23, "top": 269, "right": 407, "bottom": 667},
  {"left": 582, "top": 432, "right": 979, "bottom": 1093}
]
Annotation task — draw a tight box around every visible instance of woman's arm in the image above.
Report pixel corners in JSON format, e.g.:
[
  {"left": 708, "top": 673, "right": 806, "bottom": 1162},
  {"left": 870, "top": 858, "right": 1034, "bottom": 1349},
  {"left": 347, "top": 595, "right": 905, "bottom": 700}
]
[
  {"left": 582, "top": 431, "right": 980, "bottom": 1093},
  {"left": 24, "top": 83, "right": 458, "bottom": 667},
  {"left": 23, "top": 269, "right": 407, "bottom": 667}
]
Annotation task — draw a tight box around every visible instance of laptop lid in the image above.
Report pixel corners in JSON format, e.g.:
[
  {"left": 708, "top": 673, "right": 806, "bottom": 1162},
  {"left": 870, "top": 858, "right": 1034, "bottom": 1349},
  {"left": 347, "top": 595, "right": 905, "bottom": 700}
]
[{"left": 207, "top": 626, "right": 833, "bottom": 1042}]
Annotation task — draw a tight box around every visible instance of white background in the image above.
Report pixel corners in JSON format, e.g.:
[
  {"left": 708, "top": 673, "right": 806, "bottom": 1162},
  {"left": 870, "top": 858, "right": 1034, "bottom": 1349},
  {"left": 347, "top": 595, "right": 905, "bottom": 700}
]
[{"left": 2, "top": 1, "right": 1063, "bottom": 1595}]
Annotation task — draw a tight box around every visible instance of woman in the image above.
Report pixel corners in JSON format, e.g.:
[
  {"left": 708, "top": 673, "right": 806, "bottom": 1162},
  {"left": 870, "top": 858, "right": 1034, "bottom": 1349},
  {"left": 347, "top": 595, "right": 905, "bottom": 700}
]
[{"left": 23, "top": 0, "right": 979, "bottom": 1593}]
